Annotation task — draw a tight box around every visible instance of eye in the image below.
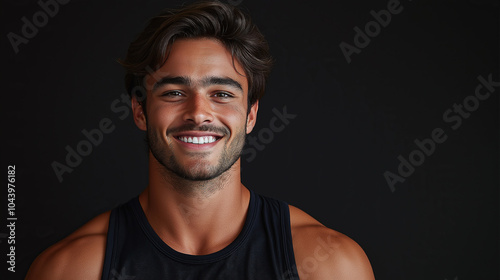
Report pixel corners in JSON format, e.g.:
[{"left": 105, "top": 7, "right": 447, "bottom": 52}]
[
  {"left": 161, "top": 90, "right": 184, "bottom": 99},
  {"left": 213, "top": 92, "right": 234, "bottom": 99}
]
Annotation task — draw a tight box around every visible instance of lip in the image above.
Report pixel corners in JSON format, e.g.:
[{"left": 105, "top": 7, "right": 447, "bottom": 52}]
[
  {"left": 172, "top": 131, "right": 224, "bottom": 138},
  {"left": 172, "top": 131, "right": 223, "bottom": 150}
]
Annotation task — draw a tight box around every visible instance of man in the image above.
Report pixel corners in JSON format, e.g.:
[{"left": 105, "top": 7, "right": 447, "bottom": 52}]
[{"left": 26, "top": 1, "right": 375, "bottom": 279}]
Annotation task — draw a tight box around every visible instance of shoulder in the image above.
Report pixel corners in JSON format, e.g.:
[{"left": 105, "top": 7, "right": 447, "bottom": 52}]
[
  {"left": 25, "top": 211, "right": 111, "bottom": 280},
  {"left": 289, "top": 205, "right": 375, "bottom": 280}
]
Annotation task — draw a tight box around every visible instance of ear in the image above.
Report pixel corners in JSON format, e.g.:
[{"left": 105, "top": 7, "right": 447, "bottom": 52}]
[
  {"left": 131, "top": 96, "right": 147, "bottom": 131},
  {"left": 246, "top": 101, "right": 259, "bottom": 134}
]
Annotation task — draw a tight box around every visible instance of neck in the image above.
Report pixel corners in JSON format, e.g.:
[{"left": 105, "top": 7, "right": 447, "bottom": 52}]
[{"left": 138, "top": 154, "right": 250, "bottom": 255}]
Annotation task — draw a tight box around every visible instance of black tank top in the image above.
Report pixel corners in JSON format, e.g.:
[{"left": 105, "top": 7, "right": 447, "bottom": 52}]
[{"left": 101, "top": 189, "right": 300, "bottom": 279}]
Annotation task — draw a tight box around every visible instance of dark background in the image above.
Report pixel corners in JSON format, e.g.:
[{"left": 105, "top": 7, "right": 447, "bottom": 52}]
[{"left": 1, "top": 0, "right": 498, "bottom": 279}]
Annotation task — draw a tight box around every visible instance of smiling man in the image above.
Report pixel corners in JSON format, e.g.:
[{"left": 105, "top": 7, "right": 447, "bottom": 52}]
[{"left": 26, "top": 1, "right": 375, "bottom": 279}]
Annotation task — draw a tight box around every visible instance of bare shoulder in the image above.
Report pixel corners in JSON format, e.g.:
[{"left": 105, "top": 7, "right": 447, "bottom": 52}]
[
  {"left": 25, "top": 211, "right": 111, "bottom": 280},
  {"left": 289, "top": 205, "right": 375, "bottom": 280}
]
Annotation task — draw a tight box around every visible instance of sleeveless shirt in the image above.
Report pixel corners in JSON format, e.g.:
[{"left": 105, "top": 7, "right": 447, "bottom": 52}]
[{"left": 101, "top": 190, "right": 300, "bottom": 279}]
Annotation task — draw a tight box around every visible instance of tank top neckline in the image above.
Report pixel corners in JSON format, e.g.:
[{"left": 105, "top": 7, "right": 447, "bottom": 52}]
[{"left": 129, "top": 189, "right": 257, "bottom": 264}]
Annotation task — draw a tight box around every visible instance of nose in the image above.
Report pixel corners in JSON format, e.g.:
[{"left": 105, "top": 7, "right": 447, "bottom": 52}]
[{"left": 182, "top": 94, "right": 214, "bottom": 125}]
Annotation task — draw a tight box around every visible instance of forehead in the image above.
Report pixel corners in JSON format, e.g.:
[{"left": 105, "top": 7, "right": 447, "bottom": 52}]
[{"left": 145, "top": 38, "right": 248, "bottom": 92}]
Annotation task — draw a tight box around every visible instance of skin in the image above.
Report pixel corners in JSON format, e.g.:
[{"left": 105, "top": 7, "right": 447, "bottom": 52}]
[{"left": 25, "top": 38, "right": 375, "bottom": 280}]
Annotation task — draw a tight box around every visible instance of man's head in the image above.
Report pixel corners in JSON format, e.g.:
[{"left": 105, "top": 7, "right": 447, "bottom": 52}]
[
  {"left": 121, "top": 0, "right": 273, "bottom": 109},
  {"left": 122, "top": 1, "right": 272, "bottom": 183}
]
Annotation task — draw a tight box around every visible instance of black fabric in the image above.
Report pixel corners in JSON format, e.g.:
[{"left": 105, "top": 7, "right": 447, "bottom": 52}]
[{"left": 101, "top": 189, "right": 300, "bottom": 280}]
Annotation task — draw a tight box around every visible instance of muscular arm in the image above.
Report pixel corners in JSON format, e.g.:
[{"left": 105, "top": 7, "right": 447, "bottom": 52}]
[
  {"left": 25, "top": 212, "right": 110, "bottom": 280},
  {"left": 290, "top": 206, "right": 375, "bottom": 280}
]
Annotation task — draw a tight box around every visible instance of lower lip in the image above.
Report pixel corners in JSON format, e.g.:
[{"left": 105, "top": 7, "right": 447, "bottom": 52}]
[{"left": 174, "top": 137, "right": 221, "bottom": 150}]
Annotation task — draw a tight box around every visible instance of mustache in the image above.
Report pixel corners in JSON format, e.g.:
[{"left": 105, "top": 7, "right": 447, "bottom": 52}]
[{"left": 166, "top": 124, "right": 230, "bottom": 136}]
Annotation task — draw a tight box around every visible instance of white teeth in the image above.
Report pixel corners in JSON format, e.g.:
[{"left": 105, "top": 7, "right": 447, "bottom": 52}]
[{"left": 178, "top": 136, "right": 217, "bottom": 144}]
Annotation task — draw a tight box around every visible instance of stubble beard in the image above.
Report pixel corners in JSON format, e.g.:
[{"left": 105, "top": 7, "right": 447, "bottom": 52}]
[{"left": 146, "top": 122, "right": 247, "bottom": 195}]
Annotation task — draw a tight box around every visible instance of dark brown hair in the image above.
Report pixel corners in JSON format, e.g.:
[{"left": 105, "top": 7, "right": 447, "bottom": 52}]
[{"left": 120, "top": 1, "right": 273, "bottom": 108}]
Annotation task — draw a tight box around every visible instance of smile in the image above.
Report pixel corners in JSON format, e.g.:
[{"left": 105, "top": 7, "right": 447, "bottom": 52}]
[{"left": 177, "top": 136, "right": 218, "bottom": 144}]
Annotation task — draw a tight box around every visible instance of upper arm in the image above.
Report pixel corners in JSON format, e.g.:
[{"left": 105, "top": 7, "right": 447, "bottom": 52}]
[
  {"left": 25, "top": 211, "right": 110, "bottom": 280},
  {"left": 25, "top": 234, "right": 107, "bottom": 280},
  {"left": 290, "top": 205, "right": 375, "bottom": 280},
  {"left": 312, "top": 231, "right": 375, "bottom": 280}
]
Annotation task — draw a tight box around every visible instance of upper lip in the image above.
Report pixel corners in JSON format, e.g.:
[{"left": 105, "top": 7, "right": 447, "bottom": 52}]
[{"left": 172, "top": 131, "right": 224, "bottom": 138}]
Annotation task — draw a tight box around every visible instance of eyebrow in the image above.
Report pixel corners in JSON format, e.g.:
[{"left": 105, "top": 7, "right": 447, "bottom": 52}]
[
  {"left": 152, "top": 76, "right": 243, "bottom": 93},
  {"left": 152, "top": 76, "right": 191, "bottom": 91},
  {"left": 203, "top": 77, "right": 243, "bottom": 92}
]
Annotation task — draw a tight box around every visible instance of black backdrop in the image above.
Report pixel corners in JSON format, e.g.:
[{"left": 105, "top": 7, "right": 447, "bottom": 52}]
[{"left": 1, "top": 0, "right": 498, "bottom": 279}]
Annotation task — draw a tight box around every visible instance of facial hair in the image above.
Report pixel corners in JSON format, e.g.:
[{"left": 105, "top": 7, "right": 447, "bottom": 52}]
[{"left": 146, "top": 122, "right": 246, "bottom": 182}]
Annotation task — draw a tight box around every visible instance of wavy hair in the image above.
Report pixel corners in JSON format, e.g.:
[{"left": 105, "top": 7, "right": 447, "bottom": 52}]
[{"left": 120, "top": 1, "right": 273, "bottom": 109}]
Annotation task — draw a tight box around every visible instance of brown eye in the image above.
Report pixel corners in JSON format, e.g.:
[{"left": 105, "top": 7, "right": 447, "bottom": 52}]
[
  {"left": 213, "top": 92, "right": 233, "bottom": 98},
  {"left": 162, "top": 90, "right": 183, "bottom": 97}
]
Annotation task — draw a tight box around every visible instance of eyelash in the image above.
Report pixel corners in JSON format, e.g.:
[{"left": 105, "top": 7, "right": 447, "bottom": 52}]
[
  {"left": 161, "top": 91, "right": 234, "bottom": 99},
  {"left": 162, "top": 90, "right": 183, "bottom": 97},
  {"left": 213, "top": 92, "right": 234, "bottom": 98}
]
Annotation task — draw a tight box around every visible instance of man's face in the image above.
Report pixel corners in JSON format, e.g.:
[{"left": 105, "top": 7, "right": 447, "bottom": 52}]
[{"left": 136, "top": 38, "right": 257, "bottom": 181}]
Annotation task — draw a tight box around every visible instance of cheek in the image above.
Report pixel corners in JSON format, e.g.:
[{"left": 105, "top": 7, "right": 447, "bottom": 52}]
[
  {"left": 219, "top": 104, "right": 247, "bottom": 132},
  {"left": 146, "top": 103, "right": 176, "bottom": 132}
]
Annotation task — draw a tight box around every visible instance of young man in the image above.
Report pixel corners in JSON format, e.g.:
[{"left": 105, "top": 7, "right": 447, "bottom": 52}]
[{"left": 26, "top": 1, "right": 375, "bottom": 279}]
